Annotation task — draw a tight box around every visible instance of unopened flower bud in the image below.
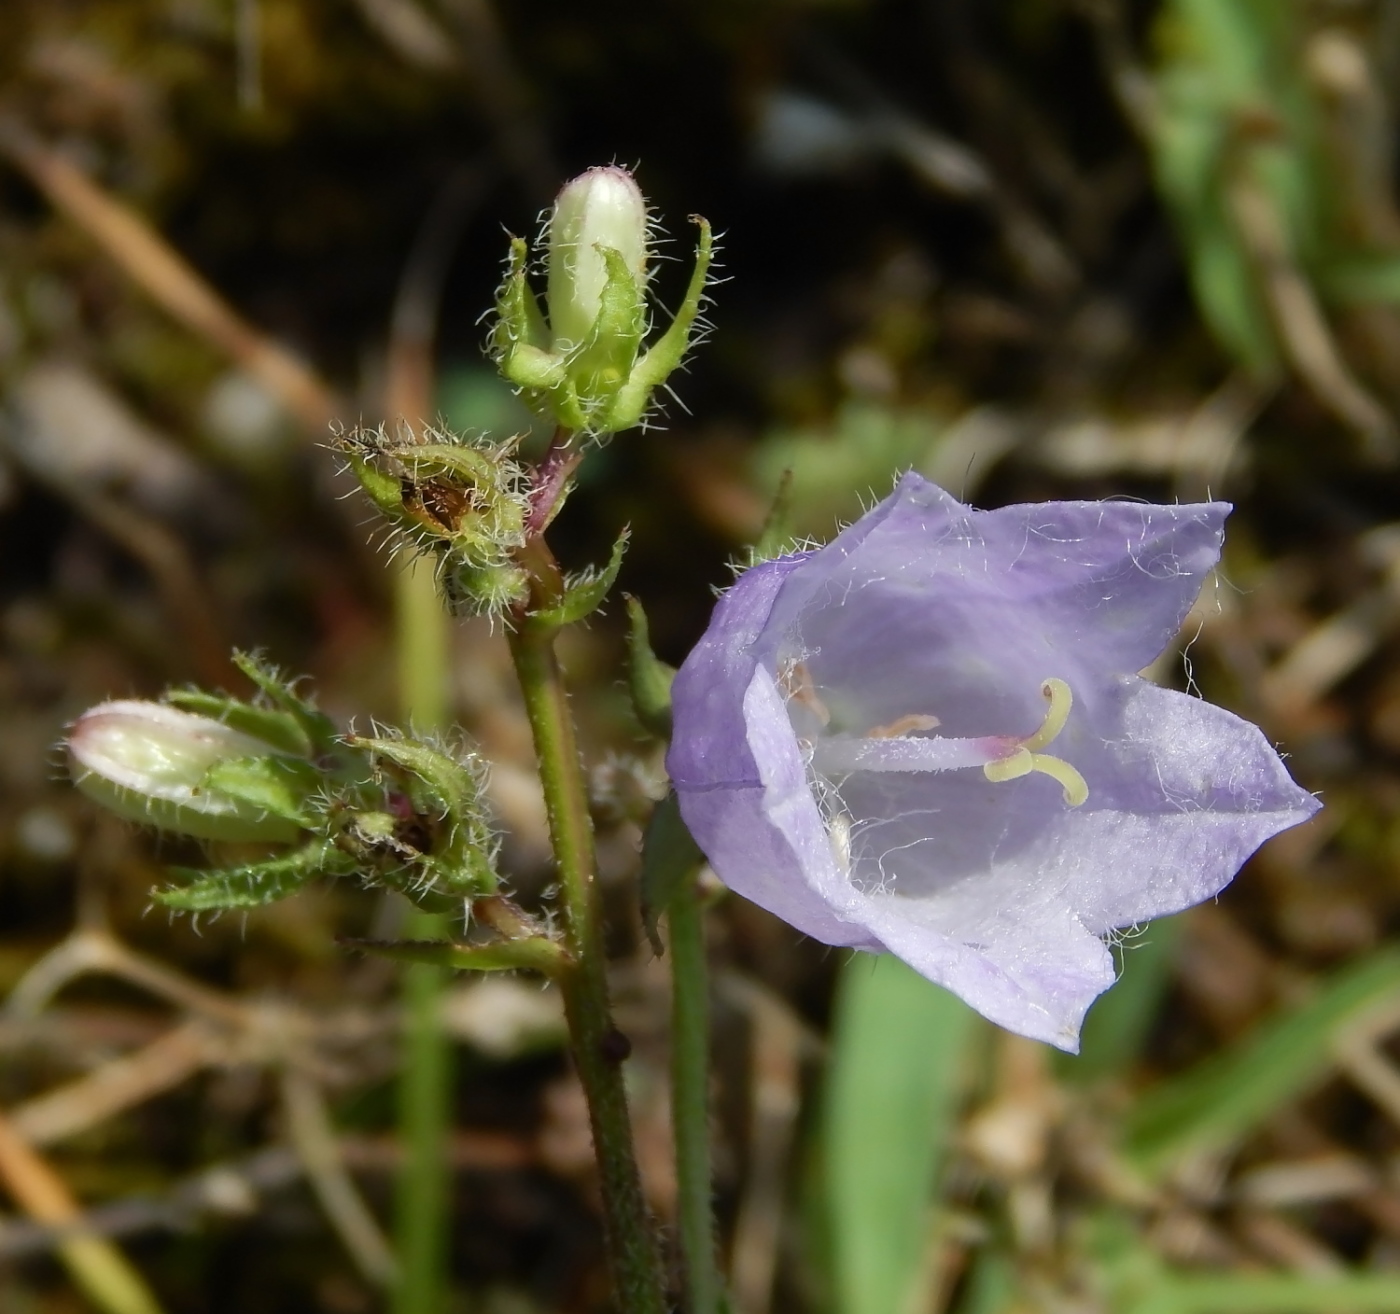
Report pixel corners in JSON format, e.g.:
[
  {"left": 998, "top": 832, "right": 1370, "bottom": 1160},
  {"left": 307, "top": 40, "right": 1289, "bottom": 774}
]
[
  {"left": 546, "top": 166, "right": 650, "bottom": 354},
  {"left": 69, "top": 700, "right": 305, "bottom": 843},
  {"left": 491, "top": 166, "right": 713, "bottom": 440}
]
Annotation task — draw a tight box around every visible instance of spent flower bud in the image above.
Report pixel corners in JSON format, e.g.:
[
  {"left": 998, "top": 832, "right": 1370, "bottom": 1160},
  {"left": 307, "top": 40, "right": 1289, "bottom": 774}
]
[
  {"left": 339, "top": 425, "right": 531, "bottom": 616},
  {"left": 69, "top": 700, "right": 307, "bottom": 843}
]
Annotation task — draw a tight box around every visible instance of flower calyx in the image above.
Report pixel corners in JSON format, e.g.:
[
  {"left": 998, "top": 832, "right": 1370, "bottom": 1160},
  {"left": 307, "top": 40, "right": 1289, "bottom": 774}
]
[
  {"left": 339, "top": 423, "right": 532, "bottom": 617},
  {"left": 68, "top": 698, "right": 314, "bottom": 845},
  {"left": 336, "top": 733, "right": 500, "bottom": 906}
]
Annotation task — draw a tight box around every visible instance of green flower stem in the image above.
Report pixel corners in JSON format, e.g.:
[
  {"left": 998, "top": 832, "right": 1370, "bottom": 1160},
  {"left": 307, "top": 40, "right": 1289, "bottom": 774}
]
[
  {"left": 668, "top": 872, "right": 723, "bottom": 1314},
  {"left": 508, "top": 616, "right": 669, "bottom": 1314},
  {"left": 392, "top": 918, "right": 451, "bottom": 1314},
  {"left": 392, "top": 559, "right": 453, "bottom": 1314}
]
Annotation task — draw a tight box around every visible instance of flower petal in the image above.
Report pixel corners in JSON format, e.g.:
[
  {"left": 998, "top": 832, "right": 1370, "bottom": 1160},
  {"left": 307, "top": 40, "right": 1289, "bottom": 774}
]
[
  {"left": 767, "top": 476, "right": 1229, "bottom": 739},
  {"left": 1050, "top": 678, "right": 1322, "bottom": 932},
  {"left": 670, "top": 558, "right": 878, "bottom": 946},
  {"left": 857, "top": 887, "right": 1114, "bottom": 1050}
]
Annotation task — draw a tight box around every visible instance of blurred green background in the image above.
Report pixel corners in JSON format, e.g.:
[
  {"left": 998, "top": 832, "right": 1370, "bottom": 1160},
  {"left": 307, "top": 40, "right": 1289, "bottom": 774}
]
[{"left": 3, "top": 1, "right": 1400, "bottom": 1311}]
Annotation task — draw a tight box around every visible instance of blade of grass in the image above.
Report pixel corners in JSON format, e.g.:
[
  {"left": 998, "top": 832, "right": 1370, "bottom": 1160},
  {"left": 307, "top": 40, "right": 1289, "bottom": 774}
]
[
  {"left": 823, "top": 954, "right": 981, "bottom": 1314},
  {"left": 1122, "top": 947, "right": 1400, "bottom": 1175},
  {"left": 1134, "top": 1274, "right": 1400, "bottom": 1314}
]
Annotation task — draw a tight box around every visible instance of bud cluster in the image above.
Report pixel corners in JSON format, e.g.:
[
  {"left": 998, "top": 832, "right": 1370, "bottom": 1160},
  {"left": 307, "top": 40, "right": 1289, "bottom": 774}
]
[{"left": 67, "top": 653, "right": 500, "bottom": 915}]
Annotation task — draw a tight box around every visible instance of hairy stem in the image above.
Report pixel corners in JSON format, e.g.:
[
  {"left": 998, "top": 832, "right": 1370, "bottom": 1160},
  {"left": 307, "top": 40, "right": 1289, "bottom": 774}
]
[
  {"left": 669, "top": 874, "right": 723, "bottom": 1314},
  {"left": 508, "top": 618, "right": 669, "bottom": 1314}
]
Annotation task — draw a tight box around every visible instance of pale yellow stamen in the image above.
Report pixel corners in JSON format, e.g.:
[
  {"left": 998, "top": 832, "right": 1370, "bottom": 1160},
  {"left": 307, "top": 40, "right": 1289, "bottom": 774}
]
[
  {"left": 867, "top": 713, "right": 942, "bottom": 739},
  {"left": 983, "top": 677, "right": 1088, "bottom": 807}
]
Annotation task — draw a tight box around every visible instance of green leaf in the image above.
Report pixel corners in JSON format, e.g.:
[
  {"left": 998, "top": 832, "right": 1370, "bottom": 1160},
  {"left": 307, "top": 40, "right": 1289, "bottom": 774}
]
[
  {"left": 625, "top": 595, "right": 675, "bottom": 740},
  {"left": 822, "top": 954, "right": 981, "bottom": 1314},
  {"left": 751, "top": 402, "right": 945, "bottom": 538},
  {"left": 639, "top": 792, "right": 703, "bottom": 954},
  {"left": 958, "top": 1251, "right": 1016, "bottom": 1314},
  {"left": 752, "top": 467, "right": 796, "bottom": 562},
  {"left": 1319, "top": 253, "right": 1400, "bottom": 306},
  {"left": 1087, "top": 1205, "right": 1400, "bottom": 1313},
  {"left": 1134, "top": 1274, "right": 1400, "bottom": 1314},
  {"left": 156, "top": 843, "right": 341, "bottom": 911},
  {"left": 231, "top": 651, "right": 339, "bottom": 755},
  {"left": 1123, "top": 947, "right": 1400, "bottom": 1174},
  {"left": 531, "top": 529, "right": 628, "bottom": 628},
  {"left": 164, "top": 691, "right": 313, "bottom": 759}
]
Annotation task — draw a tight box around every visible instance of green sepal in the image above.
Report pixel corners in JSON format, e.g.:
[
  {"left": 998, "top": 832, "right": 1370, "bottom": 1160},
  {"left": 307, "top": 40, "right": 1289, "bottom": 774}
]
[
  {"left": 611, "top": 216, "right": 713, "bottom": 431},
  {"left": 231, "top": 652, "right": 339, "bottom": 756},
  {"left": 569, "top": 245, "right": 648, "bottom": 408},
  {"left": 74, "top": 766, "right": 305, "bottom": 845},
  {"left": 347, "top": 935, "right": 569, "bottom": 977},
  {"left": 492, "top": 236, "right": 552, "bottom": 357},
  {"left": 752, "top": 468, "right": 797, "bottom": 562},
  {"left": 164, "top": 691, "right": 314, "bottom": 759},
  {"left": 165, "top": 652, "right": 336, "bottom": 758},
  {"left": 345, "top": 452, "right": 408, "bottom": 523},
  {"left": 202, "top": 754, "right": 320, "bottom": 829},
  {"left": 531, "top": 529, "right": 629, "bottom": 629},
  {"left": 639, "top": 791, "right": 705, "bottom": 955},
  {"left": 393, "top": 442, "right": 505, "bottom": 488},
  {"left": 625, "top": 595, "right": 675, "bottom": 739},
  {"left": 346, "top": 736, "right": 498, "bottom": 896},
  {"left": 155, "top": 842, "right": 347, "bottom": 912},
  {"left": 494, "top": 235, "right": 573, "bottom": 414},
  {"left": 498, "top": 342, "right": 569, "bottom": 393}
]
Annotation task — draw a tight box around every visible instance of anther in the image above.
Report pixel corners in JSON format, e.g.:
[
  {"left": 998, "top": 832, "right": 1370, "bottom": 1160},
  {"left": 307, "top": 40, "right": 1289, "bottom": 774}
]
[{"left": 779, "top": 659, "right": 831, "bottom": 727}]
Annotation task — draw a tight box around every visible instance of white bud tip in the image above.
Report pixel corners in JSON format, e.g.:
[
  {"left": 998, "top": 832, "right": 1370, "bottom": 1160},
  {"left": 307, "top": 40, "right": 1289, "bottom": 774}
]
[
  {"left": 68, "top": 700, "right": 299, "bottom": 842},
  {"left": 547, "top": 166, "right": 650, "bottom": 351}
]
